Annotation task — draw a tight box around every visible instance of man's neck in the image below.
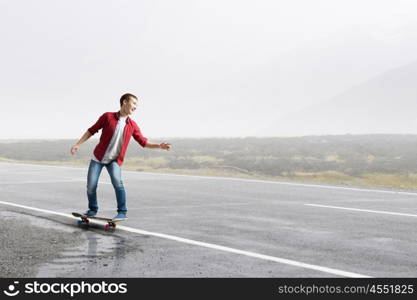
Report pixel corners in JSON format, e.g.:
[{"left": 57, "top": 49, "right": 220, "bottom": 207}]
[{"left": 119, "top": 110, "right": 129, "bottom": 118}]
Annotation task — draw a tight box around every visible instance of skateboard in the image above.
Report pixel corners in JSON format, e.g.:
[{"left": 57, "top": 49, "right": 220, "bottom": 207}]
[{"left": 72, "top": 212, "right": 125, "bottom": 229}]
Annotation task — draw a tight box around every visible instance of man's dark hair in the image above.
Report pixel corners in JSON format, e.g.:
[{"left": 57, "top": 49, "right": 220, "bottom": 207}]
[{"left": 120, "top": 93, "right": 138, "bottom": 107}]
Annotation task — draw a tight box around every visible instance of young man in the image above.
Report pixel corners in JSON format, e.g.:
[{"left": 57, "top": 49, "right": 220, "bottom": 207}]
[{"left": 70, "top": 93, "right": 171, "bottom": 220}]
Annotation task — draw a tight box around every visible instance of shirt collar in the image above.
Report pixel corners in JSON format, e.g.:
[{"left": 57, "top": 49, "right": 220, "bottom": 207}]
[{"left": 115, "top": 111, "right": 130, "bottom": 124}]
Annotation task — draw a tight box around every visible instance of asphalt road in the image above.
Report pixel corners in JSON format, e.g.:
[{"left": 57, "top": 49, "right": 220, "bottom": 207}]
[{"left": 1, "top": 161, "right": 417, "bottom": 277}]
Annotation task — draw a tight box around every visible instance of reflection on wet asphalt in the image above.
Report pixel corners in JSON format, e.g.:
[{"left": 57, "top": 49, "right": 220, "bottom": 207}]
[
  {"left": 0, "top": 210, "right": 141, "bottom": 277},
  {"left": 37, "top": 232, "right": 131, "bottom": 276}
]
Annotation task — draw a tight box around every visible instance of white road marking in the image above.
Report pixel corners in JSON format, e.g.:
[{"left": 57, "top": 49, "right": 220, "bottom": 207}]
[
  {"left": 0, "top": 179, "right": 84, "bottom": 185},
  {"left": 0, "top": 200, "right": 369, "bottom": 278},
  {"left": 1, "top": 161, "right": 416, "bottom": 196},
  {"left": 0, "top": 200, "right": 74, "bottom": 218},
  {"left": 108, "top": 203, "right": 254, "bottom": 211},
  {"left": 0, "top": 179, "right": 111, "bottom": 185},
  {"left": 144, "top": 172, "right": 417, "bottom": 196},
  {"left": 306, "top": 204, "right": 417, "bottom": 218}
]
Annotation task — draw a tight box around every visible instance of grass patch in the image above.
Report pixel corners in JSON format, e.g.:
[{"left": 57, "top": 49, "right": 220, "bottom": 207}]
[{"left": 2, "top": 157, "right": 417, "bottom": 190}]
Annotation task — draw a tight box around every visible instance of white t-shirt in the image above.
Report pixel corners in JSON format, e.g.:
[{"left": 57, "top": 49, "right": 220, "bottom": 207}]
[{"left": 93, "top": 116, "right": 127, "bottom": 164}]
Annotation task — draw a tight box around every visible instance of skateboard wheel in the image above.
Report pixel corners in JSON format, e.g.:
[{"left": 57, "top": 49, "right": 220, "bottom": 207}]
[
  {"left": 105, "top": 223, "right": 116, "bottom": 230},
  {"left": 78, "top": 218, "right": 89, "bottom": 225}
]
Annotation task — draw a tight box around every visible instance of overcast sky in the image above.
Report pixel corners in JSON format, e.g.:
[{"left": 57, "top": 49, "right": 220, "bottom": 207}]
[{"left": 1, "top": 0, "right": 417, "bottom": 139}]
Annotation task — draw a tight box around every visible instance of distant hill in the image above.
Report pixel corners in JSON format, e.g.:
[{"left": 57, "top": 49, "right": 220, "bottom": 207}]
[{"left": 261, "top": 61, "right": 417, "bottom": 136}]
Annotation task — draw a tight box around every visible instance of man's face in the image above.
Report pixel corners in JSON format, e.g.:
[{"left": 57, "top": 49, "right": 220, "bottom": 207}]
[{"left": 123, "top": 98, "right": 138, "bottom": 115}]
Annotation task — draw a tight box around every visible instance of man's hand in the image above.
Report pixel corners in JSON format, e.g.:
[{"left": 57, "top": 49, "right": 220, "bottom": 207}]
[
  {"left": 160, "top": 142, "right": 172, "bottom": 151},
  {"left": 70, "top": 144, "right": 80, "bottom": 155},
  {"left": 70, "top": 131, "right": 92, "bottom": 155}
]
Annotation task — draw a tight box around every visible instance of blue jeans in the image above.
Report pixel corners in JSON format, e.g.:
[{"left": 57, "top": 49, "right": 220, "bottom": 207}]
[{"left": 86, "top": 159, "right": 127, "bottom": 214}]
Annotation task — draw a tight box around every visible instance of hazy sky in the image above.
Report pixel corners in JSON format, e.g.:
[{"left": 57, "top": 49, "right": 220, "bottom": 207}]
[{"left": 1, "top": 0, "right": 417, "bottom": 139}]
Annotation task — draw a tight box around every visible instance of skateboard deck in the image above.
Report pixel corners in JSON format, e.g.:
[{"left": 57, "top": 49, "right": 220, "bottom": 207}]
[{"left": 72, "top": 212, "right": 125, "bottom": 229}]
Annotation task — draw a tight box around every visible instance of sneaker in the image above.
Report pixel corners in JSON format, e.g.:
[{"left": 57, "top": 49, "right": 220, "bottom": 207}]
[
  {"left": 84, "top": 210, "right": 97, "bottom": 217},
  {"left": 113, "top": 213, "right": 127, "bottom": 220}
]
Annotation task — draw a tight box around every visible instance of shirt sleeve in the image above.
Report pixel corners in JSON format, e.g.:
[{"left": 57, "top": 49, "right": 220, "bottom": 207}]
[
  {"left": 88, "top": 113, "right": 107, "bottom": 135},
  {"left": 132, "top": 123, "right": 148, "bottom": 147}
]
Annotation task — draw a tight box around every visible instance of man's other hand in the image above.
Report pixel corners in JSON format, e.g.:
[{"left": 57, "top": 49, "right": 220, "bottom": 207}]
[
  {"left": 70, "top": 145, "right": 80, "bottom": 155},
  {"left": 160, "top": 143, "right": 172, "bottom": 151}
]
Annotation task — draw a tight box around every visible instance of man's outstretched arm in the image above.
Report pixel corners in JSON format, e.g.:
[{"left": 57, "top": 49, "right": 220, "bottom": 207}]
[
  {"left": 144, "top": 141, "right": 172, "bottom": 150},
  {"left": 70, "top": 131, "right": 93, "bottom": 154}
]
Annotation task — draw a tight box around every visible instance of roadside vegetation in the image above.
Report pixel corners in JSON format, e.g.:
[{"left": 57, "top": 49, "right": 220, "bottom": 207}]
[{"left": 1, "top": 135, "right": 417, "bottom": 190}]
